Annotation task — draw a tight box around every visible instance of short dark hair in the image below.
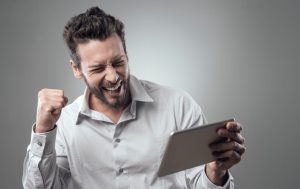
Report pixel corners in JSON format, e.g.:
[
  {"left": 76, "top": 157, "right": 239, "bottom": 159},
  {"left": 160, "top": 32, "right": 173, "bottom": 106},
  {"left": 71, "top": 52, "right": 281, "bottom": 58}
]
[{"left": 63, "top": 6, "right": 127, "bottom": 67}]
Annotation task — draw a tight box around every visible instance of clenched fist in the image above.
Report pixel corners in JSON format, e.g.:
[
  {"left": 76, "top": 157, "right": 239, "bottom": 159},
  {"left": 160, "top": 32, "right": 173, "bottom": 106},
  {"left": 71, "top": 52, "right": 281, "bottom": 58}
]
[{"left": 35, "top": 89, "right": 68, "bottom": 133}]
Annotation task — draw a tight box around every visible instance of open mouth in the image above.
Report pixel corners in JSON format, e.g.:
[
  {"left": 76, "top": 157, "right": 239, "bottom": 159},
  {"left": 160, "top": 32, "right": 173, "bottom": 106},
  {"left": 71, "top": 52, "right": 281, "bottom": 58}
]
[{"left": 102, "top": 80, "right": 123, "bottom": 93}]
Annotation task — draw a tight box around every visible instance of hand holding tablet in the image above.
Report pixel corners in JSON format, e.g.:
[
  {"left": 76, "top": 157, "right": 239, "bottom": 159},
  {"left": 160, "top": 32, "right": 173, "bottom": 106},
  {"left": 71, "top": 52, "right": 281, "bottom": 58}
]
[{"left": 157, "top": 118, "right": 245, "bottom": 177}]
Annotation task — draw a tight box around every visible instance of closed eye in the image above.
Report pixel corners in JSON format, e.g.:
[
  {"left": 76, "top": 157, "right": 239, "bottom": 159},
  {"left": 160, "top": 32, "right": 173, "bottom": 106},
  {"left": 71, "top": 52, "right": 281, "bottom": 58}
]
[
  {"left": 112, "top": 60, "right": 125, "bottom": 67},
  {"left": 90, "top": 66, "right": 105, "bottom": 73}
]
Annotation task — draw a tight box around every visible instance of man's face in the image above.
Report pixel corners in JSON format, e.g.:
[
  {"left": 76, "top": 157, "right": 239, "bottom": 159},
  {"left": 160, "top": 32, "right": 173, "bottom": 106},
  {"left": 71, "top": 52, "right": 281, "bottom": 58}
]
[{"left": 72, "top": 34, "right": 130, "bottom": 109}]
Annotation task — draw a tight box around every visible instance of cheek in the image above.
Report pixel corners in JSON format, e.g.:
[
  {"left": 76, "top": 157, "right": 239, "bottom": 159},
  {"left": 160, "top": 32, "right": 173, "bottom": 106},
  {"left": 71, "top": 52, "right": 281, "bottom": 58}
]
[
  {"left": 86, "top": 74, "right": 105, "bottom": 87},
  {"left": 117, "top": 66, "right": 129, "bottom": 78}
]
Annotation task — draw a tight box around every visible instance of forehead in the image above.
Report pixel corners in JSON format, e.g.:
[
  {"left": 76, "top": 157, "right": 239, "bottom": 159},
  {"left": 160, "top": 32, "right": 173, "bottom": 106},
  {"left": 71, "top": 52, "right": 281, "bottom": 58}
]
[{"left": 76, "top": 34, "right": 125, "bottom": 64}]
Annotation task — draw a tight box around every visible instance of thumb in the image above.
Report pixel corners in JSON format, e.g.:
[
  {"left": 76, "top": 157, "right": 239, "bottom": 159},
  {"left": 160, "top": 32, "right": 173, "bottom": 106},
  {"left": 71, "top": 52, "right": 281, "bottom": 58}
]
[
  {"left": 52, "top": 109, "right": 61, "bottom": 115},
  {"left": 63, "top": 96, "right": 69, "bottom": 107}
]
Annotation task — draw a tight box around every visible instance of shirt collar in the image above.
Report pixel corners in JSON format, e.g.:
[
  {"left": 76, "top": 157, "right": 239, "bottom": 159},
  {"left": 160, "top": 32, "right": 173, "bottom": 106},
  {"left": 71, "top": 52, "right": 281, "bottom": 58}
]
[
  {"left": 78, "top": 87, "right": 91, "bottom": 116},
  {"left": 76, "top": 74, "right": 153, "bottom": 123},
  {"left": 129, "top": 75, "right": 154, "bottom": 103}
]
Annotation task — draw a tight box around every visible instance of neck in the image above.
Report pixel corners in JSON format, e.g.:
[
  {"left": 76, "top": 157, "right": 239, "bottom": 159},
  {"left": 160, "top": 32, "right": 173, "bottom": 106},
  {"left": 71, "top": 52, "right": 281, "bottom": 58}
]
[{"left": 88, "top": 94, "right": 130, "bottom": 124}]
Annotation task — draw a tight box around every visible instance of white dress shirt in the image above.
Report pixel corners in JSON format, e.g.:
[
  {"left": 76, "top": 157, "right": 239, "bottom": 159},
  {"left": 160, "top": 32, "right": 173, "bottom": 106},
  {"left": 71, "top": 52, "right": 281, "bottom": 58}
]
[{"left": 23, "top": 75, "right": 234, "bottom": 189}]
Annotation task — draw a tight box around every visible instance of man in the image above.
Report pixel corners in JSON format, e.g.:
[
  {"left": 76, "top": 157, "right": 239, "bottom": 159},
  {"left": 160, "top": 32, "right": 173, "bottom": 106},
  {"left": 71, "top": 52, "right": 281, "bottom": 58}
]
[{"left": 23, "top": 6, "right": 245, "bottom": 189}]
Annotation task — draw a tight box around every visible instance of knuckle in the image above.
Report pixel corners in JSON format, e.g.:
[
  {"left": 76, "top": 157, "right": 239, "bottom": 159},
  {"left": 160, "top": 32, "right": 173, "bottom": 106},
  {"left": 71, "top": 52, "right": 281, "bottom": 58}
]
[
  {"left": 233, "top": 132, "right": 239, "bottom": 139},
  {"left": 39, "top": 88, "right": 49, "bottom": 93},
  {"left": 237, "top": 135, "right": 244, "bottom": 143},
  {"left": 39, "top": 95, "right": 47, "bottom": 104},
  {"left": 61, "top": 97, "right": 67, "bottom": 105},
  {"left": 232, "top": 141, "right": 238, "bottom": 149},
  {"left": 61, "top": 96, "right": 65, "bottom": 102},
  {"left": 58, "top": 90, "right": 64, "bottom": 96},
  {"left": 240, "top": 136, "right": 245, "bottom": 144},
  {"left": 38, "top": 90, "right": 45, "bottom": 97},
  {"left": 241, "top": 148, "right": 246, "bottom": 155},
  {"left": 219, "top": 129, "right": 227, "bottom": 136},
  {"left": 38, "top": 89, "right": 49, "bottom": 99}
]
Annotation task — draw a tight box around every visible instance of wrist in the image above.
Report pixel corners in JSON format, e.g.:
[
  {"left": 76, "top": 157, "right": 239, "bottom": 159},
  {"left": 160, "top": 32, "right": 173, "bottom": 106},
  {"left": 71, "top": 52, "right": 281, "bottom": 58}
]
[
  {"left": 205, "top": 163, "right": 228, "bottom": 186},
  {"left": 34, "top": 124, "right": 56, "bottom": 133}
]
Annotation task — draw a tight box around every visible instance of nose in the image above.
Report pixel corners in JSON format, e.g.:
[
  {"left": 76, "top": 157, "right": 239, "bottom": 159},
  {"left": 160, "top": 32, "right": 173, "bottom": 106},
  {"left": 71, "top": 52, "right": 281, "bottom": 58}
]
[{"left": 105, "top": 65, "right": 119, "bottom": 83}]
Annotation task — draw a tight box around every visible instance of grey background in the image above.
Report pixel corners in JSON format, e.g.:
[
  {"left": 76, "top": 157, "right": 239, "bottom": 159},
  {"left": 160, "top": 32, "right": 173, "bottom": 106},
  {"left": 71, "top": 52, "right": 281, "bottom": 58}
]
[{"left": 0, "top": 0, "right": 299, "bottom": 188}]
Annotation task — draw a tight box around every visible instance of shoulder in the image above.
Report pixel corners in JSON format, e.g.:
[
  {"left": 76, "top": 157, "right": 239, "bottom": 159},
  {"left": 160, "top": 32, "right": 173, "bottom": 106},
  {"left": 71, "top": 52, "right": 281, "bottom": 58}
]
[
  {"left": 139, "top": 79, "right": 194, "bottom": 103},
  {"left": 58, "top": 94, "right": 83, "bottom": 127},
  {"left": 138, "top": 79, "right": 206, "bottom": 129}
]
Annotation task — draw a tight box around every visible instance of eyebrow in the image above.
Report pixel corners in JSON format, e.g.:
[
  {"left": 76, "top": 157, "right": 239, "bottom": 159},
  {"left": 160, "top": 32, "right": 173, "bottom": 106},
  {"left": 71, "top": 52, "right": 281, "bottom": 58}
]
[
  {"left": 88, "top": 55, "right": 125, "bottom": 68},
  {"left": 111, "top": 55, "right": 125, "bottom": 62}
]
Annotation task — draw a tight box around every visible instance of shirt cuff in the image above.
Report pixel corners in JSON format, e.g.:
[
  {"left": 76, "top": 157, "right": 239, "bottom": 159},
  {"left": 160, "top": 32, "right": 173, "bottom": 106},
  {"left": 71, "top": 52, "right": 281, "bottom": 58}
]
[
  {"left": 30, "top": 124, "right": 57, "bottom": 157},
  {"left": 201, "top": 169, "right": 234, "bottom": 189}
]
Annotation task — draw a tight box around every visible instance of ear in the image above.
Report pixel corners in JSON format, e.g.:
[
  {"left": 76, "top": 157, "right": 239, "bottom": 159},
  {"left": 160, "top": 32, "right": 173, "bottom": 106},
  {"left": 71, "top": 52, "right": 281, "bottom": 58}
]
[{"left": 69, "top": 60, "right": 83, "bottom": 79}]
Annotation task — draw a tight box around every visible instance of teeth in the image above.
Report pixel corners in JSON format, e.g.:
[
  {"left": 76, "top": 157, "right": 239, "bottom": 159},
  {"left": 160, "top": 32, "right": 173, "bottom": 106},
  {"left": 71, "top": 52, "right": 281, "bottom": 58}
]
[{"left": 105, "top": 80, "right": 122, "bottom": 91}]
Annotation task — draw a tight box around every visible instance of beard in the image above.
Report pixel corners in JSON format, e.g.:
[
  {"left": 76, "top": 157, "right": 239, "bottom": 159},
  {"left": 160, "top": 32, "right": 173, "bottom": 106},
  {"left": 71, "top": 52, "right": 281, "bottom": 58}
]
[{"left": 83, "top": 74, "right": 131, "bottom": 109}]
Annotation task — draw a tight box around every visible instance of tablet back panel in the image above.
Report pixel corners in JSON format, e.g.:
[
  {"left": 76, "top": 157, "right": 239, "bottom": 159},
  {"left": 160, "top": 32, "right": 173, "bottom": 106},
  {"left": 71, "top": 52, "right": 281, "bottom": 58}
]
[{"left": 157, "top": 118, "right": 234, "bottom": 177}]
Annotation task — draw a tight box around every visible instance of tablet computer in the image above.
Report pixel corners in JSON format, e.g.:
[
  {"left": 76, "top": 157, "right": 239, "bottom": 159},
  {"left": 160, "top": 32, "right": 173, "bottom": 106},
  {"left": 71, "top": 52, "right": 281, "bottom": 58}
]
[{"left": 157, "top": 118, "right": 235, "bottom": 177}]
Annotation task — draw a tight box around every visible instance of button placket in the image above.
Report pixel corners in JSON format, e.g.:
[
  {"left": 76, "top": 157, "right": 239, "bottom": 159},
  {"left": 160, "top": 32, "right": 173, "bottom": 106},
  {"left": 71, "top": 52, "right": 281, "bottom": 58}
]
[
  {"left": 113, "top": 138, "right": 121, "bottom": 148},
  {"left": 113, "top": 123, "right": 122, "bottom": 147}
]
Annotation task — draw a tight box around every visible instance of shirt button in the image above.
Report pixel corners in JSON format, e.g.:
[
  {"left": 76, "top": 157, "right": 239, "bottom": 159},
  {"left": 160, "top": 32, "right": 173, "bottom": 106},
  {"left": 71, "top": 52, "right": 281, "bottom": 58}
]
[
  {"left": 118, "top": 168, "right": 124, "bottom": 174},
  {"left": 37, "top": 142, "right": 42, "bottom": 147},
  {"left": 115, "top": 138, "right": 121, "bottom": 143}
]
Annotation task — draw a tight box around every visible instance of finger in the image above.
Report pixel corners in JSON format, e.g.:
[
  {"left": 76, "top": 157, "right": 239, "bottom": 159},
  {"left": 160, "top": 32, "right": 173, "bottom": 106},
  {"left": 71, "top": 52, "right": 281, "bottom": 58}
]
[
  {"left": 40, "top": 88, "right": 64, "bottom": 96},
  {"left": 213, "top": 150, "right": 241, "bottom": 163},
  {"left": 52, "top": 108, "right": 61, "bottom": 115},
  {"left": 214, "top": 152, "right": 241, "bottom": 169},
  {"left": 43, "top": 102, "right": 63, "bottom": 113},
  {"left": 43, "top": 105, "right": 57, "bottom": 113},
  {"left": 226, "top": 122, "right": 242, "bottom": 132},
  {"left": 38, "top": 90, "right": 65, "bottom": 106},
  {"left": 46, "top": 95, "right": 68, "bottom": 107},
  {"left": 52, "top": 100, "right": 66, "bottom": 110},
  {"left": 237, "top": 145, "right": 246, "bottom": 155},
  {"left": 210, "top": 141, "right": 246, "bottom": 155},
  {"left": 63, "top": 96, "right": 68, "bottom": 106},
  {"left": 217, "top": 129, "right": 245, "bottom": 144}
]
